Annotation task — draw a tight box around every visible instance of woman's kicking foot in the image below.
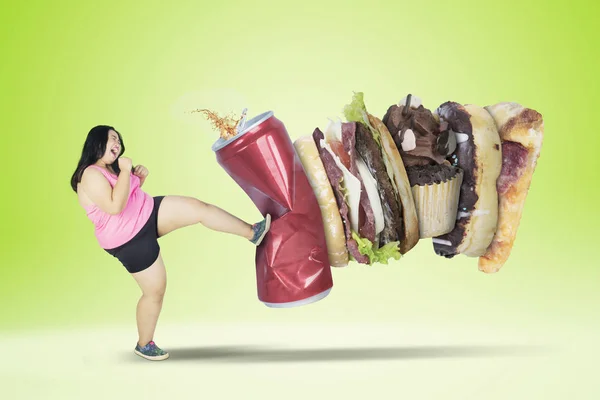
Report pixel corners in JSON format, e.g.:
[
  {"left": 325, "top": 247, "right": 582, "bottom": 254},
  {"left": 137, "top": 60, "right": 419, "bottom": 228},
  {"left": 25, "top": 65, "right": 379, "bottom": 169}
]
[{"left": 249, "top": 214, "right": 271, "bottom": 246}]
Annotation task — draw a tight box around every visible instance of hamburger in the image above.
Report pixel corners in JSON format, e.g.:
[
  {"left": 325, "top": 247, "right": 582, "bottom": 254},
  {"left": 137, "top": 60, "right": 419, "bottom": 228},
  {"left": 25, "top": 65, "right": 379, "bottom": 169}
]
[{"left": 294, "top": 92, "right": 419, "bottom": 267}]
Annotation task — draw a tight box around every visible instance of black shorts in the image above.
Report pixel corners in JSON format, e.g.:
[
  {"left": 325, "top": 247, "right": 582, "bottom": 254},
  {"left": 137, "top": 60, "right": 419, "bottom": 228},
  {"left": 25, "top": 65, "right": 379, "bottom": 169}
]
[{"left": 105, "top": 196, "right": 165, "bottom": 274}]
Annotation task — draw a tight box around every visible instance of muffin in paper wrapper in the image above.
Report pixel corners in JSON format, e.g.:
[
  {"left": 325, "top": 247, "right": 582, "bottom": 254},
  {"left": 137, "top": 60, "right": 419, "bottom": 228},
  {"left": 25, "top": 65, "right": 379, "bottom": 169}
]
[{"left": 411, "top": 170, "right": 463, "bottom": 238}]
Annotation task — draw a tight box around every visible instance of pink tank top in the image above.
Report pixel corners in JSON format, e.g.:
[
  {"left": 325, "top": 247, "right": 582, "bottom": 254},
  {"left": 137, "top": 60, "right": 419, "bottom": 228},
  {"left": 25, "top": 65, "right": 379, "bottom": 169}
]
[{"left": 84, "top": 165, "right": 154, "bottom": 249}]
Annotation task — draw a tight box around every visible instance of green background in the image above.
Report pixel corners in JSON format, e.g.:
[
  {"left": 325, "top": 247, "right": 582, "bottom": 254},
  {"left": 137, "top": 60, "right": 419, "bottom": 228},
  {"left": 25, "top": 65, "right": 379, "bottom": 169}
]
[{"left": 1, "top": 0, "right": 598, "bottom": 398}]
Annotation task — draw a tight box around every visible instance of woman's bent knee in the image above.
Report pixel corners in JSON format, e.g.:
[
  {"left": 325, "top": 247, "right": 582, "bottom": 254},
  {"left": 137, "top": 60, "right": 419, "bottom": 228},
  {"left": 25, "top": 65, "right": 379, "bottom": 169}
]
[{"left": 143, "top": 288, "right": 165, "bottom": 301}]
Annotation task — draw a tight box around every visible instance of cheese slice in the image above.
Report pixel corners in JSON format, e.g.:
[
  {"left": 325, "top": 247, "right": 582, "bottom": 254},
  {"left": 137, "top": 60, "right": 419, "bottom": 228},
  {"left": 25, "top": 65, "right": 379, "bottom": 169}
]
[{"left": 355, "top": 155, "right": 384, "bottom": 235}]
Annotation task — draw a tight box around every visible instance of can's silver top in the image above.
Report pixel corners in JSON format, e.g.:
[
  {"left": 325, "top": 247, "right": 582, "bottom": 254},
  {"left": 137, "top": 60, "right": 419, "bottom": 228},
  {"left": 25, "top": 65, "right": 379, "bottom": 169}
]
[{"left": 211, "top": 111, "right": 274, "bottom": 152}]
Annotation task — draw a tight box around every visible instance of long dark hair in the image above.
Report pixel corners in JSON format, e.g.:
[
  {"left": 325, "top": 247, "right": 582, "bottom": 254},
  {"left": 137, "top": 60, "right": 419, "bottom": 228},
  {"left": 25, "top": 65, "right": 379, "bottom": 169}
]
[{"left": 70, "top": 125, "right": 125, "bottom": 192}]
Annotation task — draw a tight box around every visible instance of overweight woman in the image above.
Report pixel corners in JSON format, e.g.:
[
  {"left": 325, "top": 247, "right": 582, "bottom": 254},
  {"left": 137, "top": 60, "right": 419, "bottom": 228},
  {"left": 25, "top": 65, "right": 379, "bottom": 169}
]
[{"left": 70, "top": 125, "right": 271, "bottom": 361}]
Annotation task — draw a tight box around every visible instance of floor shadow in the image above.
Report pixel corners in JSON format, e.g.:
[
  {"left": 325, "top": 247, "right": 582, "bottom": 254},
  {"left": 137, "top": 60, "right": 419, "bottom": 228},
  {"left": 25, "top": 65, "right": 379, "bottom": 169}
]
[{"left": 137, "top": 344, "right": 549, "bottom": 363}]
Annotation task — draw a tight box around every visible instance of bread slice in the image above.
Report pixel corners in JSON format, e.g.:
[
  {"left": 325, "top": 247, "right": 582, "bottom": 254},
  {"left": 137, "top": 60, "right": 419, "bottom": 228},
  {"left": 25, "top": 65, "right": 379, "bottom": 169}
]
[
  {"left": 367, "top": 113, "right": 420, "bottom": 254},
  {"left": 294, "top": 136, "right": 349, "bottom": 267}
]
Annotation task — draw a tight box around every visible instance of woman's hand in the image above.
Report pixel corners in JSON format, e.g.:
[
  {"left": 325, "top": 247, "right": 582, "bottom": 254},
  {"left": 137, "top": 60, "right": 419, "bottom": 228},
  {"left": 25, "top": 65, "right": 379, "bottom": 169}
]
[
  {"left": 133, "top": 164, "right": 149, "bottom": 185},
  {"left": 118, "top": 157, "right": 133, "bottom": 172}
]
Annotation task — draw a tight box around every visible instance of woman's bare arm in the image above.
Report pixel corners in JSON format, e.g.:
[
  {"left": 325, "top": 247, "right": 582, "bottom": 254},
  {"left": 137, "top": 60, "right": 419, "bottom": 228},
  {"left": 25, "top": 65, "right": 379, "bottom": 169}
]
[{"left": 80, "top": 168, "right": 131, "bottom": 215}]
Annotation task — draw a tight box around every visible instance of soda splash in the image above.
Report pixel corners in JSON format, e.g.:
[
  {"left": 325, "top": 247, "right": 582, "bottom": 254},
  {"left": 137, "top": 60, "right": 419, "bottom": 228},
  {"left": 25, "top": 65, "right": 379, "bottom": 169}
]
[{"left": 192, "top": 109, "right": 243, "bottom": 140}]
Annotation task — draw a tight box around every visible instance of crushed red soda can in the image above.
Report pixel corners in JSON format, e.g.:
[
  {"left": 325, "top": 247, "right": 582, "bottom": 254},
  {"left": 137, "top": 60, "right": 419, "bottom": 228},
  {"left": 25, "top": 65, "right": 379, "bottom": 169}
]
[{"left": 212, "top": 111, "right": 334, "bottom": 307}]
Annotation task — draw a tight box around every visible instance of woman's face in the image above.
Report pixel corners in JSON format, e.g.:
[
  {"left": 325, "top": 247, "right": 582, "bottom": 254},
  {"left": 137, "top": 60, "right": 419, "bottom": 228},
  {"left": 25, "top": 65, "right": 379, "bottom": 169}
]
[{"left": 101, "top": 129, "right": 122, "bottom": 164}]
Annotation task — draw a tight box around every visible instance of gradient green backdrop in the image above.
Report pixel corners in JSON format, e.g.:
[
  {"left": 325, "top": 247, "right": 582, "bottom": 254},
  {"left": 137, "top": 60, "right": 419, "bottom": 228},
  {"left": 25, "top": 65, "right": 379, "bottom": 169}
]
[{"left": 1, "top": 0, "right": 598, "bottom": 386}]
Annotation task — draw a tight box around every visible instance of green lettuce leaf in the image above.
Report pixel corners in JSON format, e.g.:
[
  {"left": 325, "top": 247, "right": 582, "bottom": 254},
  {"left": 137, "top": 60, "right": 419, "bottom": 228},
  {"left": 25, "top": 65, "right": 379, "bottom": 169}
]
[
  {"left": 351, "top": 231, "right": 401, "bottom": 265},
  {"left": 343, "top": 91, "right": 367, "bottom": 123},
  {"left": 342, "top": 91, "right": 380, "bottom": 145}
]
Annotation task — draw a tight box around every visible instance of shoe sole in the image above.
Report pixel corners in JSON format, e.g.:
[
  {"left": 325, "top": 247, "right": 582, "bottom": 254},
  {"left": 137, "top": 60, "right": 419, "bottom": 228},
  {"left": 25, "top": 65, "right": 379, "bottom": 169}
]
[
  {"left": 254, "top": 214, "right": 271, "bottom": 246},
  {"left": 134, "top": 349, "right": 170, "bottom": 361}
]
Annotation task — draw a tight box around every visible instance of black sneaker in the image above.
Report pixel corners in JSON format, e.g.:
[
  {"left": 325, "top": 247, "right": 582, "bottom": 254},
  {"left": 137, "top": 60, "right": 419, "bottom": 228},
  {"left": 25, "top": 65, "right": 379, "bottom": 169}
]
[
  {"left": 134, "top": 340, "right": 169, "bottom": 361},
  {"left": 250, "top": 214, "right": 271, "bottom": 246}
]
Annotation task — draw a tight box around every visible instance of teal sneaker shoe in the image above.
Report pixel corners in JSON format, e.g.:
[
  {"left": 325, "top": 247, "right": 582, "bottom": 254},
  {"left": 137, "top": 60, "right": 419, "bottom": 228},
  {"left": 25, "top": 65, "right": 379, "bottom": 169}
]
[
  {"left": 134, "top": 340, "right": 169, "bottom": 361},
  {"left": 250, "top": 214, "right": 271, "bottom": 246}
]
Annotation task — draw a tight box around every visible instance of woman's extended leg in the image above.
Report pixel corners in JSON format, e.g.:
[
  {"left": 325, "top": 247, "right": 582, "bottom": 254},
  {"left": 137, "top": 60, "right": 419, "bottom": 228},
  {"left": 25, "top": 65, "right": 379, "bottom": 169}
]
[
  {"left": 156, "top": 195, "right": 268, "bottom": 242},
  {"left": 130, "top": 253, "right": 169, "bottom": 361}
]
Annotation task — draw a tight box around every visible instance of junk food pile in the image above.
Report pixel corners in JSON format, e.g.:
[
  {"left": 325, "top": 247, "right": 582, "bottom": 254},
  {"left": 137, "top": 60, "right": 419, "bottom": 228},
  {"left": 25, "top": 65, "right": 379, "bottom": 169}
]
[{"left": 201, "top": 92, "right": 544, "bottom": 307}]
